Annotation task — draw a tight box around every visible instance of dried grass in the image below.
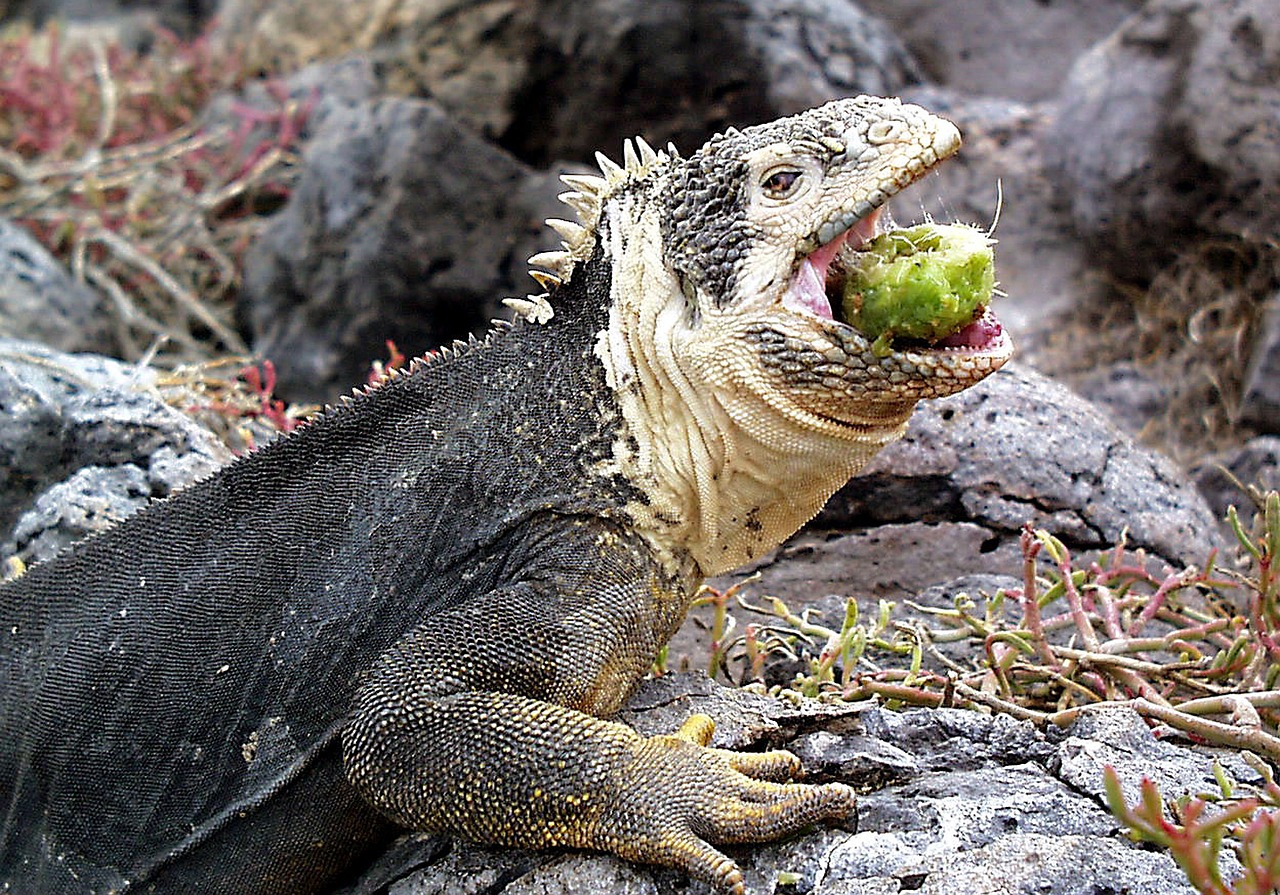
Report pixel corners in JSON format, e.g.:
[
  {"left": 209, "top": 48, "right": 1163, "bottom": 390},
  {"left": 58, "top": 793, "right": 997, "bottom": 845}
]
[
  {"left": 0, "top": 21, "right": 308, "bottom": 367},
  {"left": 1039, "top": 238, "right": 1280, "bottom": 464}
]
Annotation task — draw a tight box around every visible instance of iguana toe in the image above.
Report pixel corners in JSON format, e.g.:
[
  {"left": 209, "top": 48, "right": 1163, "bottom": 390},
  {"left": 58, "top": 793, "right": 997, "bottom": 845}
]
[
  {"left": 696, "top": 777, "right": 857, "bottom": 841},
  {"left": 611, "top": 830, "right": 745, "bottom": 895},
  {"left": 725, "top": 748, "right": 804, "bottom": 782}
]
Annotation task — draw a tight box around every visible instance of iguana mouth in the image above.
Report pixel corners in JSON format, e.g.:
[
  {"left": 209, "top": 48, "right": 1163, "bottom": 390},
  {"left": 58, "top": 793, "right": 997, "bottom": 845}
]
[{"left": 783, "top": 206, "right": 1006, "bottom": 353}]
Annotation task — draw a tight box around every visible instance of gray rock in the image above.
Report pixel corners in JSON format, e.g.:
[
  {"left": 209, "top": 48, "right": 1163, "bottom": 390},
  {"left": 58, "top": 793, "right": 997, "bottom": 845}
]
[
  {"left": 824, "top": 832, "right": 1197, "bottom": 895},
  {"left": 385, "top": 843, "right": 548, "bottom": 895},
  {"left": 1192, "top": 435, "right": 1280, "bottom": 521},
  {"left": 855, "top": 0, "right": 1140, "bottom": 103},
  {"left": 714, "top": 521, "right": 1024, "bottom": 608},
  {"left": 1045, "top": 0, "right": 1280, "bottom": 281},
  {"left": 817, "top": 364, "right": 1224, "bottom": 568},
  {"left": 790, "top": 730, "right": 920, "bottom": 788},
  {"left": 238, "top": 96, "right": 560, "bottom": 402},
  {"left": 0, "top": 338, "right": 228, "bottom": 564},
  {"left": 1240, "top": 291, "right": 1280, "bottom": 433},
  {"left": 497, "top": 855, "right": 659, "bottom": 895},
  {"left": 10, "top": 464, "right": 151, "bottom": 560},
  {"left": 858, "top": 707, "right": 1056, "bottom": 772},
  {"left": 734, "top": 0, "right": 921, "bottom": 117},
  {"left": 1063, "top": 360, "right": 1172, "bottom": 440},
  {"left": 508, "top": 0, "right": 920, "bottom": 165},
  {"left": 0, "top": 217, "right": 114, "bottom": 355},
  {"left": 856, "top": 762, "right": 1114, "bottom": 848},
  {"left": 1053, "top": 705, "right": 1264, "bottom": 807}
]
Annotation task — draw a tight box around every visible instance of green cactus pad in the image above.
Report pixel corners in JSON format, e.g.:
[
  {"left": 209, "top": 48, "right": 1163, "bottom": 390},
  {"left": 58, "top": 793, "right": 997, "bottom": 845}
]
[{"left": 841, "top": 223, "right": 995, "bottom": 354}]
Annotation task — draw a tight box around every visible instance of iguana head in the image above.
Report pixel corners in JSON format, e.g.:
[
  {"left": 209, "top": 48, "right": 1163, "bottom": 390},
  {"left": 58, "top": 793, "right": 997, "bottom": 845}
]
[
  {"left": 514, "top": 97, "right": 1014, "bottom": 575},
  {"left": 663, "top": 97, "right": 1011, "bottom": 407}
]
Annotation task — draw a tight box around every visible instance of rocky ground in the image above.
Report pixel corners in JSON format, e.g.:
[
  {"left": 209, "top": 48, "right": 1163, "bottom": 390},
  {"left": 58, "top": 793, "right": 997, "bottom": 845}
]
[{"left": 2, "top": 0, "right": 1279, "bottom": 893}]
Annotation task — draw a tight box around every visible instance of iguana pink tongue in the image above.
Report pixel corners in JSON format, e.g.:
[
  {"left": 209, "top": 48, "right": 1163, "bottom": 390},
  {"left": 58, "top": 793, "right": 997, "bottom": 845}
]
[
  {"left": 784, "top": 210, "right": 882, "bottom": 319},
  {"left": 935, "top": 309, "right": 1004, "bottom": 349}
]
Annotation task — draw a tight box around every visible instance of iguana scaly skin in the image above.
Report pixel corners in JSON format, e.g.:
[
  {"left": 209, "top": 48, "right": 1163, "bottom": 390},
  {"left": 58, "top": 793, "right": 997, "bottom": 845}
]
[{"left": 0, "top": 97, "right": 1012, "bottom": 894}]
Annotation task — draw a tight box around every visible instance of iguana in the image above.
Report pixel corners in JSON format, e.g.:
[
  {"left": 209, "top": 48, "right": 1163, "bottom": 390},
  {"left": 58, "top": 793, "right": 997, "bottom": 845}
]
[{"left": 0, "top": 96, "right": 1012, "bottom": 894}]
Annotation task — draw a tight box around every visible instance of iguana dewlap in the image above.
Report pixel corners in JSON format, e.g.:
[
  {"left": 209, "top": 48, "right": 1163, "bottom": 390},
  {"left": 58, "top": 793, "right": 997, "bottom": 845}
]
[{"left": 0, "top": 96, "right": 1012, "bottom": 894}]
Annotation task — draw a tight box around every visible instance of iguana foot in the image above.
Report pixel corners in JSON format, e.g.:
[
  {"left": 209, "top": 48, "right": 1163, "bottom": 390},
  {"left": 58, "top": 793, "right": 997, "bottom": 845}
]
[{"left": 597, "top": 714, "right": 856, "bottom": 894}]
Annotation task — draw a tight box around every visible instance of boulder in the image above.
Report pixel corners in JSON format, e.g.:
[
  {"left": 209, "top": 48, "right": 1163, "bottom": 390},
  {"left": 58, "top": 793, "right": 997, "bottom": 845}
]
[
  {"left": 237, "top": 96, "right": 564, "bottom": 402},
  {"left": 1193, "top": 435, "right": 1280, "bottom": 521},
  {"left": 0, "top": 217, "right": 115, "bottom": 356},
  {"left": 857, "top": 0, "right": 1139, "bottom": 103},
  {"left": 0, "top": 338, "right": 228, "bottom": 564},
  {"left": 505, "top": 0, "right": 921, "bottom": 166},
  {"left": 1044, "top": 0, "right": 1280, "bottom": 281},
  {"left": 1240, "top": 290, "right": 1280, "bottom": 433}
]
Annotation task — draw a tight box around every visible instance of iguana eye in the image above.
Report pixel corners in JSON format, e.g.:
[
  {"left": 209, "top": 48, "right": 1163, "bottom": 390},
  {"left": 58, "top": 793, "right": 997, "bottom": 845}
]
[{"left": 762, "top": 169, "right": 802, "bottom": 199}]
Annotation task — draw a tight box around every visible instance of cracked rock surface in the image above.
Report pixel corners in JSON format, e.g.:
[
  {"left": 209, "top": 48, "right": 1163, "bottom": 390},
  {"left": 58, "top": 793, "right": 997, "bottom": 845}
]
[
  {"left": 353, "top": 673, "right": 1224, "bottom": 895},
  {"left": 0, "top": 338, "right": 230, "bottom": 564}
]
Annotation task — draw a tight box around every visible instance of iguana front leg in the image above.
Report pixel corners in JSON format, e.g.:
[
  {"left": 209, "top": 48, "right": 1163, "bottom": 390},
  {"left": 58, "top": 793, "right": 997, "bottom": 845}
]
[{"left": 341, "top": 520, "right": 854, "bottom": 892}]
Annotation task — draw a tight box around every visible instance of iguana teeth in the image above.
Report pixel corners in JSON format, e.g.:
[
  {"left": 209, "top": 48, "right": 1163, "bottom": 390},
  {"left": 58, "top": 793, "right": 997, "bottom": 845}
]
[
  {"left": 546, "top": 218, "right": 590, "bottom": 250},
  {"left": 635, "top": 136, "right": 658, "bottom": 167},
  {"left": 527, "top": 251, "right": 573, "bottom": 276},
  {"left": 595, "top": 151, "right": 626, "bottom": 184},
  {"left": 528, "top": 270, "right": 562, "bottom": 290},
  {"left": 666, "top": 141, "right": 680, "bottom": 159},
  {"left": 560, "top": 173, "right": 607, "bottom": 196}
]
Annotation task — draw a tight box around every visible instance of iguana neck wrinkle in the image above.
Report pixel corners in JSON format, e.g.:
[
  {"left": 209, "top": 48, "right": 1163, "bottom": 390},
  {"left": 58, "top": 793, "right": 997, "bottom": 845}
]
[{"left": 593, "top": 191, "right": 909, "bottom": 578}]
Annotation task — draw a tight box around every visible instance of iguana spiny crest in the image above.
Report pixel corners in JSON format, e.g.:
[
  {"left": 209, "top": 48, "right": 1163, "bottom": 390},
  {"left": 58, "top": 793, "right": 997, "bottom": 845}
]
[{"left": 514, "top": 96, "right": 1013, "bottom": 577}]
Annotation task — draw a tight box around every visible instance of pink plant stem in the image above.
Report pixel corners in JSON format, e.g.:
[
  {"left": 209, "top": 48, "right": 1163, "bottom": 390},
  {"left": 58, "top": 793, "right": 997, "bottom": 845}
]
[
  {"left": 1020, "top": 525, "right": 1058, "bottom": 667},
  {"left": 1128, "top": 568, "right": 1196, "bottom": 638}
]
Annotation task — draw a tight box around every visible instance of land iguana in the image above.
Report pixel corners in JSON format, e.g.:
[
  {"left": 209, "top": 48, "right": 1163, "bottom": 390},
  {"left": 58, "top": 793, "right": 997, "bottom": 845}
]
[{"left": 0, "top": 96, "right": 1012, "bottom": 894}]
